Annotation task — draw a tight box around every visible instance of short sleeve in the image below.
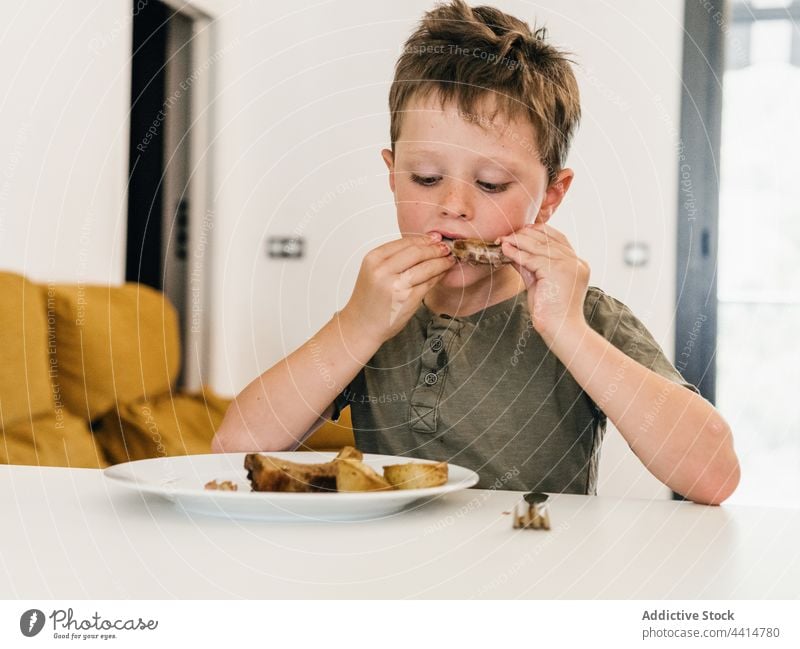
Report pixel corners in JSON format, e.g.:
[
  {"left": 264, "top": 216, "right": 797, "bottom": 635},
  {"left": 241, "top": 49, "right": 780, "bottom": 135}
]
[
  {"left": 330, "top": 383, "right": 351, "bottom": 422},
  {"left": 328, "top": 362, "right": 367, "bottom": 422},
  {"left": 583, "top": 287, "right": 702, "bottom": 405},
  {"left": 325, "top": 309, "right": 358, "bottom": 423}
]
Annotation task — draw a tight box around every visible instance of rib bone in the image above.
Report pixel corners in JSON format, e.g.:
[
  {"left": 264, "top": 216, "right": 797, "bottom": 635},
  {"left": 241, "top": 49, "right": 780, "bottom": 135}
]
[{"left": 443, "top": 237, "right": 514, "bottom": 268}]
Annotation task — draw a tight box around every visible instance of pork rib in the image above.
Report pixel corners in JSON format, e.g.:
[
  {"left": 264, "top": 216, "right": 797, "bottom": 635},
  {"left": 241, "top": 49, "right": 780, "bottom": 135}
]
[{"left": 443, "top": 237, "right": 513, "bottom": 268}]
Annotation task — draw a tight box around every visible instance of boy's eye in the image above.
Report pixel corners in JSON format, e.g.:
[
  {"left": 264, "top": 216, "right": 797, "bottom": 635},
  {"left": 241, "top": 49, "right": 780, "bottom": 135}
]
[
  {"left": 477, "top": 180, "right": 510, "bottom": 193},
  {"left": 409, "top": 174, "right": 511, "bottom": 193},
  {"left": 410, "top": 173, "right": 440, "bottom": 187}
]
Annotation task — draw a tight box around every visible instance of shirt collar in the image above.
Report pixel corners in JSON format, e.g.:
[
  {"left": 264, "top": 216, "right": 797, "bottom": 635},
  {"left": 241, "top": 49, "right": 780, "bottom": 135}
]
[{"left": 415, "top": 288, "right": 528, "bottom": 326}]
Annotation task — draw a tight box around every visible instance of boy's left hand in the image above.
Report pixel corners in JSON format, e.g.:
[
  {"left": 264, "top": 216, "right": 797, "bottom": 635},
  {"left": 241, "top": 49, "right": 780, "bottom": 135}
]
[{"left": 496, "top": 223, "right": 590, "bottom": 343}]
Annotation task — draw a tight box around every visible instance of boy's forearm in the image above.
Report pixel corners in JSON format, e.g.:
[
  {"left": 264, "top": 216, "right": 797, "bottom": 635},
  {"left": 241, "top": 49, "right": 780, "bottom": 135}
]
[
  {"left": 545, "top": 324, "right": 740, "bottom": 505},
  {"left": 212, "top": 309, "right": 380, "bottom": 452}
]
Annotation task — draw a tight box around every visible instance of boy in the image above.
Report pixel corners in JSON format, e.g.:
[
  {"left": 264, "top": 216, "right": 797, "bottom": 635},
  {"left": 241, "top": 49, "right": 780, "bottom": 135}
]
[{"left": 213, "top": 0, "right": 739, "bottom": 505}]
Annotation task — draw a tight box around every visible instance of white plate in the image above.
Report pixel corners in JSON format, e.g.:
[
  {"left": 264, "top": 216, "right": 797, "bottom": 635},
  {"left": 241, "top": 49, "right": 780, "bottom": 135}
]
[{"left": 103, "top": 452, "right": 480, "bottom": 521}]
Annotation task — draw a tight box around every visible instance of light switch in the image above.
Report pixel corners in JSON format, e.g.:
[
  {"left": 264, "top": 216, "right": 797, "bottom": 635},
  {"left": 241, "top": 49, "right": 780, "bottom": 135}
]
[{"left": 266, "top": 237, "right": 304, "bottom": 259}]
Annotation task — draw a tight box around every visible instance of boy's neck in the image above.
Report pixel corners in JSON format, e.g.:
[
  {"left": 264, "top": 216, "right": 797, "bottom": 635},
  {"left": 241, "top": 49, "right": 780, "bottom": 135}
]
[{"left": 422, "top": 267, "right": 527, "bottom": 319}]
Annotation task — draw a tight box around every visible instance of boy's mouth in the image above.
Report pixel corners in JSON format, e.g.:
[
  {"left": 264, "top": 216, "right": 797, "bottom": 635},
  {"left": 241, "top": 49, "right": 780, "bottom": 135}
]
[
  {"left": 429, "top": 232, "right": 514, "bottom": 268},
  {"left": 428, "top": 230, "right": 467, "bottom": 241}
]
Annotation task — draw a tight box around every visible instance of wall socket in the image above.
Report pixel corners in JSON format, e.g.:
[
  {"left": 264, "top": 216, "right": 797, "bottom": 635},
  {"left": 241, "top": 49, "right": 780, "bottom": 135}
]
[{"left": 266, "top": 236, "right": 305, "bottom": 259}]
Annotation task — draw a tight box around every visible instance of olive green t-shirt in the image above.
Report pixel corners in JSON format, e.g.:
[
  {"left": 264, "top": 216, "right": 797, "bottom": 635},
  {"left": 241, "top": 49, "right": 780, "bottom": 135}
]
[{"left": 331, "top": 286, "right": 700, "bottom": 494}]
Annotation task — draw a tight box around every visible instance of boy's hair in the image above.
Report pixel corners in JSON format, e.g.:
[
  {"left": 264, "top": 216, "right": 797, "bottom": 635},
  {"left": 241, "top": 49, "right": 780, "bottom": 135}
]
[{"left": 389, "top": 0, "right": 581, "bottom": 182}]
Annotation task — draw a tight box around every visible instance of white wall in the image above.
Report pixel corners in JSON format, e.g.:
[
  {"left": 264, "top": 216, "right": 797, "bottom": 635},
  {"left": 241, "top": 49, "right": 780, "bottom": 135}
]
[
  {"left": 1, "top": 0, "right": 687, "bottom": 499},
  {"left": 0, "top": 1, "right": 131, "bottom": 284}
]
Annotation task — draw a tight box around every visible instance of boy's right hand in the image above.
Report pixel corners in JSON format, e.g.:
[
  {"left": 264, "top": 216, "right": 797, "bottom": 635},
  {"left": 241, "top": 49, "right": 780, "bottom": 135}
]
[{"left": 341, "top": 233, "right": 456, "bottom": 345}]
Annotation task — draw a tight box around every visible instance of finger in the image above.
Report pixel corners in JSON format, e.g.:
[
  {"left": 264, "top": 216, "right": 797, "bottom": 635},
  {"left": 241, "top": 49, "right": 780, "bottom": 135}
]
[
  {"left": 499, "top": 224, "right": 572, "bottom": 253},
  {"left": 530, "top": 223, "right": 573, "bottom": 249},
  {"left": 371, "top": 233, "right": 441, "bottom": 263},
  {"left": 384, "top": 239, "right": 451, "bottom": 274},
  {"left": 500, "top": 236, "right": 568, "bottom": 261},
  {"left": 411, "top": 261, "right": 455, "bottom": 297},
  {"left": 505, "top": 229, "right": 574, "bottom": 259},
  {"left": 399, "top": 254, "right": 456, "bottom": 288},
  {"left": 507, "top": 258, "right": 537, "bottom": 289},
  {"left": 500, "top": 241, "right": 560, "bottom": 273}
]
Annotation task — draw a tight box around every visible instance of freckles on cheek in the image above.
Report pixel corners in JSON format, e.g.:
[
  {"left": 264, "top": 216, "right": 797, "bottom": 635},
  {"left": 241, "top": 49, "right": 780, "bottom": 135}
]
[
  {"left": 396, "top": 203, "right": 426, "bottom": 234},
  {"left": 501, "top": 197, "right": 537, "bottom": 230},
  {"left": 400, "top": 201, "right": 423, "bottom": 218},
  {"left": 489, "top": 199, "right": 528, "bottom": 234}
]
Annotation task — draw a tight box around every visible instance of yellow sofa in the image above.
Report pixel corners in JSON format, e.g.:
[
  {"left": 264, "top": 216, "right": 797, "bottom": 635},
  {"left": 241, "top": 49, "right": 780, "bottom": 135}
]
[{"left": 0, "top": 271, "right": 352, "bottom": 468}]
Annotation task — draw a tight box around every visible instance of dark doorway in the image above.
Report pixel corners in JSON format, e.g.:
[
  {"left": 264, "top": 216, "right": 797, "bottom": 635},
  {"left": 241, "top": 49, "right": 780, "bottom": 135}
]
[{"left": 127, "top": 0, "right": 169, "bottom": 290}]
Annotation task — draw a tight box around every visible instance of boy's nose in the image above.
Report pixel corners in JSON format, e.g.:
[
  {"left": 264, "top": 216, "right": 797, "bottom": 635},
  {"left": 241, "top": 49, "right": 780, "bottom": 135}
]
[{"left": 439, "top": 181, "right": 473, "bottom": 220}]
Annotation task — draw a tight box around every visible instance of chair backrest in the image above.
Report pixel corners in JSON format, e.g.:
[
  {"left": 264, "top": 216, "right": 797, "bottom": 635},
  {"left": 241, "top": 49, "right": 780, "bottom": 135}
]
[
  {"left": 300, "top": 407, "right": 355, "bottom": 451},
  {"left": 45, "top": 281, "right": 181, "bottom": 421},
  {"left": 0, "top": 271, "right": 55, "bottom": 427}
]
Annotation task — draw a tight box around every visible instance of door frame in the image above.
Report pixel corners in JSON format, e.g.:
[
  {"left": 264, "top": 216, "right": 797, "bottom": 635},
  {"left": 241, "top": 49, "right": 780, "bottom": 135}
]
[
  {"left": 675, "top": 0, "right": 726, "bottom": 405},
  {"left": 160, "top": 0, "right": 216, "bottom": 392}
]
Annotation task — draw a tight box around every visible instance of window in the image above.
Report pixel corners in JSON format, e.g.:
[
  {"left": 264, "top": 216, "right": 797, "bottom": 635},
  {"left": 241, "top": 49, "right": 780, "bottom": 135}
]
[{"left": 717, "top": 0, "right": 800, "bottom": 507}]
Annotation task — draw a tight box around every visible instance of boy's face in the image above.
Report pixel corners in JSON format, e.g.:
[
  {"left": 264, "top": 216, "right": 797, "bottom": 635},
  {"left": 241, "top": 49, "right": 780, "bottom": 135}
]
[{"left": 382, "top": 92, "right": 573, "bottom": 291}]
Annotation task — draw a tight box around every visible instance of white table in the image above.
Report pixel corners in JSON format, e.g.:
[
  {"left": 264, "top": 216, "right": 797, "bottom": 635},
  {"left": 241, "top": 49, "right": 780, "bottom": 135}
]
[{"left": 1, "top": 464, "right": 798, "bottom": 599}]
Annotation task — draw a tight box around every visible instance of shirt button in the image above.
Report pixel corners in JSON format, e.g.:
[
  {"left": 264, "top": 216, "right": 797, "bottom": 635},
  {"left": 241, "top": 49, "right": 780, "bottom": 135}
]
[
  {"left": 431, "top": 336, "right": 443, "bottom": 351},
  {"left": 424, "top": 372, "right": 438, "bottom": 386}
]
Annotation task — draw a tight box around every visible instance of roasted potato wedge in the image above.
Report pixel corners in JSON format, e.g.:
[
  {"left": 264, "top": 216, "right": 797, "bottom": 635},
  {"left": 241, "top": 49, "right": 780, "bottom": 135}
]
[
  {"left": 383, "top": 462, "right": 448, "bottom": 489},
  {"left": 336, "top": 458, "right": 393, "bottom": 492},
  {"left": 334, "top": 446, "right": 363, "bottom": 461}
]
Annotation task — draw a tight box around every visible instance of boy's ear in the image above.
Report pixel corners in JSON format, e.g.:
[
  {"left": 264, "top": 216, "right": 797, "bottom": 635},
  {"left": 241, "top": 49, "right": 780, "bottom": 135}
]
[
  {"left": 381, "top": 148, "right": 396, "bottom": 193},
  {"left": 535, "top": 168, "right": 574, "bottom": 225}
]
